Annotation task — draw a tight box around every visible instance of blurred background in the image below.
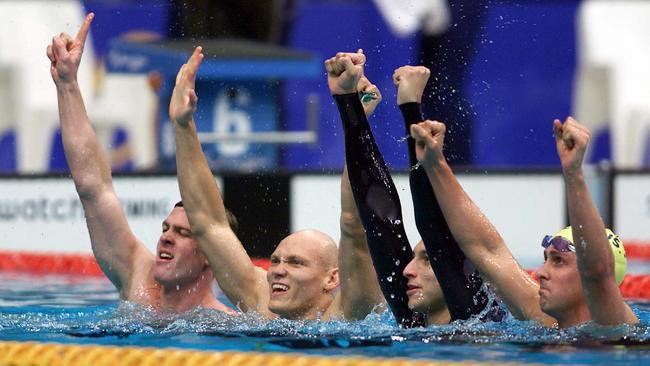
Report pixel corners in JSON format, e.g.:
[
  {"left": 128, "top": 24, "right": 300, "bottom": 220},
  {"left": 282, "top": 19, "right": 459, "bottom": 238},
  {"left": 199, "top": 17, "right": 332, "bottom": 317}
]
[
  {"left": 0, "top": 0, "right": 649, "bottom": 264},
  {"left": 7, "top": 0, "right": 650, "bottom": 174}
]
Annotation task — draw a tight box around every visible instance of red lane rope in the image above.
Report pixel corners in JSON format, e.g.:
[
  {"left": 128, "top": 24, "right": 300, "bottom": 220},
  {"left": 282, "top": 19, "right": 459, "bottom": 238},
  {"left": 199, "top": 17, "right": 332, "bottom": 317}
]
[
  {"left": 0, "top": 250, "right": 648, "bottom": 299},
  {"left": 0, "top": 250, "right": 271, "bottom": 276},
  {"left": 0, "top": 251, "right": 104, "bottom": 277},
  {"left": 624, "top": 242, "right": 650, "bottom": 261}
]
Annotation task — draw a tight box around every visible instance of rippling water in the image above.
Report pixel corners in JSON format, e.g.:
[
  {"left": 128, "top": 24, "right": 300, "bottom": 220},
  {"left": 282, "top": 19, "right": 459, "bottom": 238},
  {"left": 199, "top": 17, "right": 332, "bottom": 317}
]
[{"left": 1, "top": 273, "right": 649, "bottom": 365}]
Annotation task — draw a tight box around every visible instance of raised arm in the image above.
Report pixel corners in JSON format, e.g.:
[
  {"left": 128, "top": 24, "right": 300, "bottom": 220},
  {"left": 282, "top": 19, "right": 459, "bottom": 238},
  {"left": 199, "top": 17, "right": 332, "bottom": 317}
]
[
  {"left": 337, "top": 72, "right": 386, "bottom": 320},
  {"left": 326, "top": 52, "right": 418, "bottom": 327},
  {"left": 410, "top": 120, "right": 554, "bottom": 325},
  {"left": 553, "top": 117, "right": 637, "bottom": 325},
  {"left": 47, "top": 13, "right": 148, "bottom": 296},
  {"left": 169, "top": 47, "right": 269, "bottom": 314},
  {"left": 394, "top": 66, "right": 498, "bottom": 321}
]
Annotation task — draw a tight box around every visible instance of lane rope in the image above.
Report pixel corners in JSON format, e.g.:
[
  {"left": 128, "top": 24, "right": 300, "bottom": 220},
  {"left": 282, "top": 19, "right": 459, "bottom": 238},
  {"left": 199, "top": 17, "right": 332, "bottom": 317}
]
[
  {"left": 0, "top": 341, "right": 530, "bottom": 366},
  {"left": 2, "top": 250, "right": 650, "bottom": 299}
]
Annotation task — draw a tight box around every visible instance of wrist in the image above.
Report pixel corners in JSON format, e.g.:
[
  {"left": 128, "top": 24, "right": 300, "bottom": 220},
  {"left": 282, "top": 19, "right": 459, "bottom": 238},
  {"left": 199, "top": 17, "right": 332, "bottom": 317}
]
[
  {"left": 55, "top": 80, "right": 80, "bottom": 93},
  {"left": 172, "top": 117, "right": 195, "bottom": 129},
  {"left": 332, "top": 89, "right": 357, "bottom": 96},
  {"left": 397, "top": 96, "right": 420, "bottom": 105},
  {"left": 422, "top": 155, "right": 447, "bottom": 171},
  {"left": 399, "top": 103, "right": 423, "bottom": 125},
  {"left": 563, "top": 168, "right": 585, "bottom": 183}
]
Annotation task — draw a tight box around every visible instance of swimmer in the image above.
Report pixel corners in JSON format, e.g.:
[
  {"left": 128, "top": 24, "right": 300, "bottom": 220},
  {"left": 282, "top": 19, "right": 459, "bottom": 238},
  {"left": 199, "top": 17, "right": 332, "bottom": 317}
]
[
  {"left": 171, "top": 46, "right": 368, "bottom": 321},
  {"left": 394, "top": 65, "right": 499, "bottom": 322},
  {"left": 327, "top": 52, "right": 497, "bottom": 326},
  {"left": 409, "top": 114, "right": 639, "bottom": 327},
  {"left": 47, "top": 14, "right": 234, "bottom": 314}
]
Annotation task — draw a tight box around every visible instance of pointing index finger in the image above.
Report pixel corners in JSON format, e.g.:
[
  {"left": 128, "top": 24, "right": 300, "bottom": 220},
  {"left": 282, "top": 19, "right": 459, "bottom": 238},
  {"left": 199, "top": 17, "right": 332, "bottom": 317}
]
[{"left": 75, "top": 13, "right": 94, "bottom": 45}]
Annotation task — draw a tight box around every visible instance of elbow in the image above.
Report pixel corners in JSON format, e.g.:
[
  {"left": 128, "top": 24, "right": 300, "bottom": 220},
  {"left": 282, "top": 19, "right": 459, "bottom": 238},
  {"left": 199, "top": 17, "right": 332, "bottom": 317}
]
[
  {"left": 189, "top": 211, "right": 231, "bottom": 239},
  {"left": 340, "top": 212, "right": 365, "bottom": 238},
  {"left": 579, "top": 260, "right": 614, "bottom": 284},
  {"left": 74, "top": 179, "right": 107, "bottom": 201}
]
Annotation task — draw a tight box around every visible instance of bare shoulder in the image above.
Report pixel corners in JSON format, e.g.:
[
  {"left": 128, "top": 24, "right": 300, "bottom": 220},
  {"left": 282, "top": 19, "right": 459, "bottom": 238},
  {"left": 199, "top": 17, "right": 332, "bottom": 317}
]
[
  {"left": 205, "top": 299, "right": 238, "bottom": 315},
  {"left": 323, "top": 293, "right": 343, "bottom": 320},
  {"left": 624, "top": 302, "right": 640, "bottom": 324},
  {"left": 252, "top": 266, "right": 271, "bottom": 305},
  {"left": 120, "top": 248, "right": 157, "bottom": 301}
]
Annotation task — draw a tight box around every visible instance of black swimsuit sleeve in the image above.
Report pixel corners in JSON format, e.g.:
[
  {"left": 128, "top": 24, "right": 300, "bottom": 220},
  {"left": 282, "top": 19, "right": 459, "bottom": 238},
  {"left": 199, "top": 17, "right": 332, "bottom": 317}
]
[
  {"left": 334, "top": 93, "right": 422, "bottom": 327},
  {"left": 400, "top": 102, "right": 499, "bottom": 321}
]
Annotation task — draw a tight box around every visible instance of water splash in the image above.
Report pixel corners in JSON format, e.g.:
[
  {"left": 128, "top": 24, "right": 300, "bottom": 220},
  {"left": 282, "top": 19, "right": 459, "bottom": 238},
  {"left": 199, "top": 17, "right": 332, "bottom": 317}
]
[{"left": 1, "top": 274, "right": 650, "bottom": 362}]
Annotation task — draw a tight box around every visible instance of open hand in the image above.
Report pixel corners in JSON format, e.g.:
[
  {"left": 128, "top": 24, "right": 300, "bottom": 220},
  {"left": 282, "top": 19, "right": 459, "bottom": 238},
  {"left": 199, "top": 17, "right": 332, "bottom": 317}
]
[
  {"left": 46, "top": 13, "right": 94, "bottom": 85},
  {"left": 169, "top": 47, "right": 204, "bottom": 127}
]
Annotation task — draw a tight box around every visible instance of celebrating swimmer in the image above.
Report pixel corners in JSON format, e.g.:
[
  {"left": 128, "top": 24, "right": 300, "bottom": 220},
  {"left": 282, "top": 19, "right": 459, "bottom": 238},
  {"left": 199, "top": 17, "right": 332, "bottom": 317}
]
[
  {"left": 327, "top": 51, "right": 498, "bottom": 326},
  {"left": 409, "top": 112, "right": 638, "bottom": 327},
  {"left": 47, "top": 14, "right": 234, "bottom": 314},
  {"left": 170, "top": 46, "right": 358, "bottom": 320}
]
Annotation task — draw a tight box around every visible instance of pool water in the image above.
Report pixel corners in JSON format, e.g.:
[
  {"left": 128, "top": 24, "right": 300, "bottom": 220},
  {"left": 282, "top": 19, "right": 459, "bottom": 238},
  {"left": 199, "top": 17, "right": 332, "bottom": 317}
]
[{"left": 1, "top": 273, "right": 649, "bottom": 365}]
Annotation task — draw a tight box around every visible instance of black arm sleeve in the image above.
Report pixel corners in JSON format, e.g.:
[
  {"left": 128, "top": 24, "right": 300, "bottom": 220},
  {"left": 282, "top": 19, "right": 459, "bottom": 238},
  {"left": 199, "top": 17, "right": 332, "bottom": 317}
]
[
  {"left": 400, "top": 102, "right": 497, "bottom": 321},
  {"left": 334, "top": 93, "right": 422, "bottom": 327}
]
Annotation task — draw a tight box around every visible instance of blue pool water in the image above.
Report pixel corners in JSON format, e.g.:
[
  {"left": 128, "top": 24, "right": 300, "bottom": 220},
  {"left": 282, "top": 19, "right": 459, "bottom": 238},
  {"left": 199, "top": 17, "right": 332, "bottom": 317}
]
[{"left": 1, "top": 273, "right": 650, "bottom": 365}]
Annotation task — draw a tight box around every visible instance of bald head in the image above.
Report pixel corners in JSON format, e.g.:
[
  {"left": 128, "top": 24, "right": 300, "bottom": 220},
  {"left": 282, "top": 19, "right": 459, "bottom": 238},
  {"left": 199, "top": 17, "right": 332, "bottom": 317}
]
[
  {"left": 267, "top": 229, "right": 340, "bottom": 319},
  {"left": 276, "top": 229, "right": 338, "bottom": 270}
]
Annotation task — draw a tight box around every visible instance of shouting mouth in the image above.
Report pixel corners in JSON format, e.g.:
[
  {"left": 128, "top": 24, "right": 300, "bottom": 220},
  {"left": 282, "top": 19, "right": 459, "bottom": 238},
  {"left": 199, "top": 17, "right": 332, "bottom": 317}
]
[
  {"left": 158, "top": 250, "right": 174, "bottom": 262},
  {"left": 271, "top": 283, "right": 289, "bottom": 297}
]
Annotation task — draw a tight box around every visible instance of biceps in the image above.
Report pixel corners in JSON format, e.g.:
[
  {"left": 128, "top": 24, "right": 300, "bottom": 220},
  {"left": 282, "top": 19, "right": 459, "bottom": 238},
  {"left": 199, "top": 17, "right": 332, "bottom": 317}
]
[
  {"left": 585, "top": 281, "right": 636, "bottom": 325},
  {"left": 82, "top": 190, "right": 144, "bottom": 287}
]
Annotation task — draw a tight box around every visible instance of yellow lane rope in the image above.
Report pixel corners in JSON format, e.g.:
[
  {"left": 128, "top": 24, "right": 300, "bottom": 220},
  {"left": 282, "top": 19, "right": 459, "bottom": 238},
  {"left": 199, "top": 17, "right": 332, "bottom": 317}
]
[{"left": 0, "top": 341, "right": 533, "bottom": 366}]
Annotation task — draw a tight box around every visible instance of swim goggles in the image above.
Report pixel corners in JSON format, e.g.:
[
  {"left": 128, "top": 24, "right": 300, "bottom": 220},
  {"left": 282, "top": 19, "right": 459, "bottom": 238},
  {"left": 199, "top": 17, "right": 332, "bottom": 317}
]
[{"left": 541, "top": 235, "right": 576, "bottom": 253}]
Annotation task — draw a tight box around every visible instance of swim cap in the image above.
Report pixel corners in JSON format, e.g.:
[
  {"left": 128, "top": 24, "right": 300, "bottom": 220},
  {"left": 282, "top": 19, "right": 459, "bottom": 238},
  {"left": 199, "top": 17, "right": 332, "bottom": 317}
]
[{"left": 549, "top": 226, "right": 626, "bottom": 285}]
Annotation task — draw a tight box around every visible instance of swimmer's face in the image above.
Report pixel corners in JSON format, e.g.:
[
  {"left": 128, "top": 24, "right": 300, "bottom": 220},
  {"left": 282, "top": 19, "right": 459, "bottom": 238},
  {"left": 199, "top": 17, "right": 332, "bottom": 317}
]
[
  {"left": 536, "top": 247, "right": 584, "bottom": 318},
  {"left": 153, "top": 207, "right": 209, "bottom": 287},
  {"left": 403, "top": 242, "right": 446, "bottom": 315},
  {"left": 266, "top": 230, "right": 339, "bottom": 320}
]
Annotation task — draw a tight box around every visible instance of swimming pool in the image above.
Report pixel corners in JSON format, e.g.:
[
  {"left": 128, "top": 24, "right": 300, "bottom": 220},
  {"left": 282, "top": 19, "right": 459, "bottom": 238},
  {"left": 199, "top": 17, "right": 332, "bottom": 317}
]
[{"left": 1, "top": 273, "right": 649, "bottom": 365}]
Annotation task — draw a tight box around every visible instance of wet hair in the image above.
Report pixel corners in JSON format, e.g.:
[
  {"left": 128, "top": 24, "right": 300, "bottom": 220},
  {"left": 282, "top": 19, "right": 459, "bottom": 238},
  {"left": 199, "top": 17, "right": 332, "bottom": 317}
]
[{"left": 174, "top": 201, "right": 239, "bottom": 235}]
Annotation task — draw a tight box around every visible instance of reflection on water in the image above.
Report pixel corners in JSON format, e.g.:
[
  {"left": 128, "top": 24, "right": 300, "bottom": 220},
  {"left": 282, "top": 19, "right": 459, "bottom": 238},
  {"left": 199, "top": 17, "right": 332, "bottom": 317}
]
[{"left": 0, "top": 274, "right": 649, "bottom": 365}]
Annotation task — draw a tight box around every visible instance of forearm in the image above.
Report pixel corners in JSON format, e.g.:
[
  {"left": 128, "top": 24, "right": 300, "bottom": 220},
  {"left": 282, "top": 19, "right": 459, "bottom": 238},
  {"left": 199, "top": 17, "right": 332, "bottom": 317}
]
[
  {"left": 401, "top": 103, "right": 494, "bottom": 321},
  {"left": 173, "top": 119, "right": 261, "bottom": 307},
  {"left": 173, "top": 120, "right": 229, "bottom": 231},
  {"left": 339, "top": 166, "right": 385, "bottom": 319},
  {"left": 335, "top": 93, "right": 417, "bottom": 327},
  {"left": 423, "top": 160, "right": 505, "bottom": 266},
  {"left": 565, "top": 171, "right": 613, "bottom": 280},
  {"left": 57, "top": 82, "right": 112, "bottom": 199},
  {"left": 57, "top": 81, "right": 145, "bottom": 293},
  {"left": 565, "top": 164, "right": 637, "bottom": 325}
]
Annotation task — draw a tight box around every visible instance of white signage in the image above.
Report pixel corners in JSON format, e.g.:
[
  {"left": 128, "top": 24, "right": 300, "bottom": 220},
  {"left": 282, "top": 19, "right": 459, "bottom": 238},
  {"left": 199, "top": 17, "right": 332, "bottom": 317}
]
[
  {"left": 614, "top": 174, "right": 650, "bottom": 241},
  {"left": 0, "top": 176, "right": 182, "bottom": 254},
  {"left": 1, "top": 173, "right": 565, "bottom": 269},
  {"left": 291, "top": 173, "right": 565, "bottom": 268}
]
